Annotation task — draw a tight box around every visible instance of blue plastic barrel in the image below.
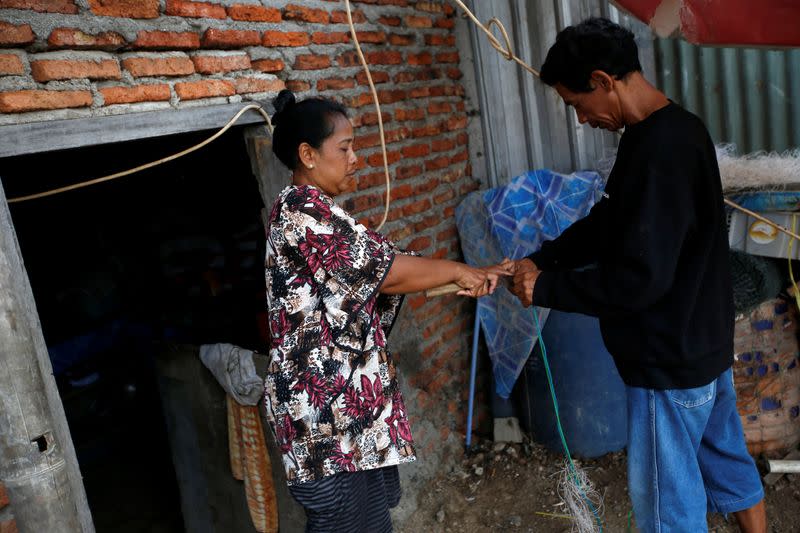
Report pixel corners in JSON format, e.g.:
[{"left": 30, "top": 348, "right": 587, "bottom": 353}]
[{"left": 521, "top": 310, "right": 627, "bottom": 458}]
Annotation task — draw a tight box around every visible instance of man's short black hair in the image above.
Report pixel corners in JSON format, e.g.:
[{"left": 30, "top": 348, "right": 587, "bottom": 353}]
[{"left": 540, "top": 17, "right": 641, "bottom": 93}]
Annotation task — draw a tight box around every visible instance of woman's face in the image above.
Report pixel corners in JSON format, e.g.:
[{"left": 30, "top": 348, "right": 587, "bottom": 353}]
[{"left": 301, "top": 114, "right": 358, "bottom": 197}]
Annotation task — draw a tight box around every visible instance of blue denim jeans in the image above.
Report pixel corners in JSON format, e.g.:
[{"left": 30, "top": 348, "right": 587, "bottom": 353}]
[{"left": 626, "top": 367, "right": 764, "bottom": 532}]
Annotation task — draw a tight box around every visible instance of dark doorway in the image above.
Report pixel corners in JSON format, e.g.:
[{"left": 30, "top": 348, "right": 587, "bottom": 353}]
[{"left": 1, "top": 127, "right": 268, "bottom": 532}]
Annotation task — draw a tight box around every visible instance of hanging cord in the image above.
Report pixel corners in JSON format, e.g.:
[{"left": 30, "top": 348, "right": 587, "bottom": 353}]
[
  {"left": 449, "top": 0, "right": 540, "bottom": 77},
  {"left": 8, "top": 104, "right": 273, "bottom": 204},
  {"left": 534, "top": 311, "right": 604, "bottom": 532},
  {"left": 345, "top": 0, "right": 390, "bottom": 231},
  {"left": 787, "top": 215, "right": 800, "bottom": 312}
]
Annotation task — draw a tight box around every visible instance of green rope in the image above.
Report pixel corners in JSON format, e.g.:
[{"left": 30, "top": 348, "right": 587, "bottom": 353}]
[{"left": 533, "top": 310, "right": 604, "bottom": 532}]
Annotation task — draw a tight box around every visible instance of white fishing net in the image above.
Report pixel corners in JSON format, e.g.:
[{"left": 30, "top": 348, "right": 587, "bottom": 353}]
[{"left": 557, "top": 459, "right": 604, "bottom": 533}]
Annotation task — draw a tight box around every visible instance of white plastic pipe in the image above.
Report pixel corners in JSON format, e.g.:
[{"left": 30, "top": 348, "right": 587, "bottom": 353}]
[{"left": 766, "top": 460, "right": 800, "bottom": 474}]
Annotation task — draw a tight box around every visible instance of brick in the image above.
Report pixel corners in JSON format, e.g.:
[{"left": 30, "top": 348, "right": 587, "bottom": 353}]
[
  {"left": 100, "top": 83, "right": 170, "bottom": 105},
  {"left": 377, "top": 89, "right": 406, "bottom": 103},
  {"left": 355, "top": 31, "right": 386, "bottom": 44},
  {"left": 165, "top": 0, "right": 225, "bottom": 19},
  {"left": 31, "top": 57, "right": 121, "bottom": 82},
  {"left": 357, "top": 70, "right": 389, "bottom": 85},
  {"left": 434, "top": 188, "right": 455, "bottom": 204},
  {"left": 395, "top": 107, "right": 424, "bottom": 121},
  {"left": 396, "top": 164, "right": 422, "bottom": 180},
  {"left": 366, "top": 50, "right": 402, "bottom": 65},
  {"left": 0, "top": 519, "right": 17, "bottom": 533},
  {"left": 331, "top": 9, "right": 366, "bottom": 24},
  {"left": 435, "top": 17, "right": 455, "bottom": 29},
  {"left": 437, "top": 226, "right": 458, "bottom": 241},
  {"left": 201, "top": 28, "right": 260, "bottom": 48},
  {"left": 48, "top": 28, "right": 126, "bottom": 50},
  {"left": 262, "top": 31, "right": 310, "bottom": 47},
  {"left": 357, "top": 170, "right": 387, "bottom": 190},
  {"left": 191, "top": 52, "right": 250, "bottom": 74},
  {"left": 317, "top": 77, "right": 355, "bottom": 91},
  {"left": 405, "top": 15, "right": 433, "bottom": 28},
  {"left": 312, "top": 32, "right": 349, "bottom": 45},
  {"left": 234, "top": 77, "right": 285, "bottom": 94},
  {"left": 0, "top": 482, "right": 8, "bottom": 507},
  {"left": 447, "top": 116, "right": 468, "bottom": 131},
  {"left": 0, "top": 22, "right": 35, "bottom": 47},
  {"left": 0, "top": 89, "right": 91, "bottom": 113},
  {"left": 416, "top": 0, "right": 445, "bottom": 12},
  {"left": 285, "top": 79, "right": 310, "bottom": 92},
  {"left": 412, "top": 123, "right": 443, "bottom": 138},
  {"left": 408, "top": 52, "right": 433, "bottom": 66},
  {"left": 407, "top": 294, "right": 426, "bottom": 310},
  {"left": 437, "top": 51, "right": 460, "bottom": 64},
  {"left": 402, "top": 198, "right": 432, "bottom": 216},
  {"left": 459, "top": 179, "right": 479, "bottom": 194},
  {"left": 251, "top": 58, "right": 284, "bottom": 73},
  {"left": 293, "top": 54, "right": 330, "bottom": 70},
  {"left": 378, "top": 16, "right": 401, "bottom": 26},
  {"left": 432, "top": 138, "right": 456, "bottom": 152},
  {"left": 133, "top": 30, "right": 200, "bottom": 50},
  {"left": 389, "top": 183, "right": 413, "bottom": 200},
  {"left": 388, "top": 225, "right": 413, "bottom": 242},
  {"left": 401, "top": 143, "right": 430, "bottom": 158},
  {"left": 354, "top": 111, "right": 390, "bottom": 127},
  {"left": 389, "top": 33, "right": 415, "bottom": 46},
  {"left": 338, "top": 51, "right": 359, "bottom": 67},
  {"left": 175, "top": 79, "right": 234, "bottom": 100},
  {"left": 283, "top": 4, "right": 329, "bottom": 23},
  {"left": 378, "top": 0, "right": 407, "bottom": 5},
  {"left": 414, "top": 214, "right": 440, "bottom": 232},
  {"left": 342, "top": 193, "right": 381, "bottom": 215},
  {"left": 88, "top": 0, "right": 157, "bottom": 18},
  {"left": 415, "top": 178, "right": 439, "bottom": 194},
  {"left": 409, "top": 86, "right": 430, "bottom": 98},
  {"left": 425, "top": 155, "right": 450, "bottom": 171},
  {"left": 0, "top": 53, "right": 24, "bottom": 75},
  {"left": 227, "top": 4, "right": 280, "bottom": 22},
  {"left": 367, "top": 150, "right": 400, "bottom": 167},
  {"left": 1, "top": 0, "right": 77, "bottom": 13},
  {"left": 426, "top": 33, "right": 456, "bottom": 46},
  {"left": 122, "top": 54, "right": 194, "bottom": 77},
  {"left": 447, "top": 68, "right": 463, "bottom": 80},
  {"left": 428, "top": 101, "right": 452, "bottom": 115}
]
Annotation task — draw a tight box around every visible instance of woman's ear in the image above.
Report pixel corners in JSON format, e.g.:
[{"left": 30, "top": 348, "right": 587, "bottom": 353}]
[
  {"left": 590, "top": 70, "right": 615, "bottom": 92},
  {"left": 298, "top": 142, "right": 316, "bottom": 170}
]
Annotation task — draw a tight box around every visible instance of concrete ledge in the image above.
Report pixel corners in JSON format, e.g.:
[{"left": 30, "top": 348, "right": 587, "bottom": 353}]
[{"left": 0, "top": 100, "right": 270, "bottom": 158}]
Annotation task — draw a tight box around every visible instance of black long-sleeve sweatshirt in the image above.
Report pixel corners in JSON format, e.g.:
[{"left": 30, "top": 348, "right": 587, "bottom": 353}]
[{"left": 530, "top": 102, "right": 733, "bottom": 390}]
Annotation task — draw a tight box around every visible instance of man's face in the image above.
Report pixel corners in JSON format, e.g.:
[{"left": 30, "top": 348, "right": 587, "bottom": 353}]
[{"left": 554, "top": 79, "right": 623, "bottom": 132}]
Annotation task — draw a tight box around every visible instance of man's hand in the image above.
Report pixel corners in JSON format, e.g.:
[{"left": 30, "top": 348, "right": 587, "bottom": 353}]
[{"left": 499, "top": 258, "right": 540, "bottom": 307}]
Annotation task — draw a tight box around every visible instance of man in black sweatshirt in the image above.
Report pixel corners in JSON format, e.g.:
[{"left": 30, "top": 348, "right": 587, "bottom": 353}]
[{"left": 506, "top": 18, "right": 766, "bottom": 532}]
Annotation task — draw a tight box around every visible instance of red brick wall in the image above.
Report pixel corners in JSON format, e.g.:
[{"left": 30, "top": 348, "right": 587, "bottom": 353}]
[{"left": 0, "top": 0, "right": 490, "bottom": 504}]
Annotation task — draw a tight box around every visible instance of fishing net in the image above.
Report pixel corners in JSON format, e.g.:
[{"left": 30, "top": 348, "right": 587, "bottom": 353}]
[{"left": 729, "top": 250, "right": 783, "bottom": 314}]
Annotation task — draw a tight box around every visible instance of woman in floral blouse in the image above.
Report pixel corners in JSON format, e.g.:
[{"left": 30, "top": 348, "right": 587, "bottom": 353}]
[{"left": 264, "top": 90, "right": 503, "bottom": 532}]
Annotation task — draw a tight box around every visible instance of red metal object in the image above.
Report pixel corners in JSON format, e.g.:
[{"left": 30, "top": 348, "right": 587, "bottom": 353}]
[{"left": 612, "top": 0, "right": 800, "bottom": 47}]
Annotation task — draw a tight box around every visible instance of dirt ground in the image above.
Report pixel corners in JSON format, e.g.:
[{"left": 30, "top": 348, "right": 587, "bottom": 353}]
[{"left": 401, "top": 438, "right": 800, "bottom": 533}]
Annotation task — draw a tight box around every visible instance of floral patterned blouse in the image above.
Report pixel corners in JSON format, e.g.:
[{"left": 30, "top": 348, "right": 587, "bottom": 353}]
[{"left": 264, "top": 184, "right": 416, "bottom": 485}]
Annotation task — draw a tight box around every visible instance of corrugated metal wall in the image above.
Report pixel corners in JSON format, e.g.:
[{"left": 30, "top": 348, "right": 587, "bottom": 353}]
[
  {"left": 466, "top": 0, "right": 655, "bottom": 186},
  {"left": 655, "top": 39, "right": 800, "bottom": 153}
]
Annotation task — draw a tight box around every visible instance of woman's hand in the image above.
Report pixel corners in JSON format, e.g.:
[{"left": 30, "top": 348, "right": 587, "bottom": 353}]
[{"left": 454, "top": 263, "right": 511, "bottom": 297}]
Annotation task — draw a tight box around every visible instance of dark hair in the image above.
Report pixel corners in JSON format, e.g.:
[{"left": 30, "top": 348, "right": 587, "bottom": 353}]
[
  {"left": 271, "top": 89, "right": 348, "bottom": 170},
  {"left": 540, "top": 17, "right": 641, "bottom": 93}
]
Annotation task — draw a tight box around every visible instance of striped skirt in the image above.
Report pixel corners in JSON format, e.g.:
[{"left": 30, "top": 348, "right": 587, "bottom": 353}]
[{"left": 288, "top": 466, "right": 402, "bottom": 533}]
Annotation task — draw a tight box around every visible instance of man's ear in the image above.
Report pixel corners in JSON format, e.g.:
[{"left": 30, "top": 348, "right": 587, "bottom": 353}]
[{"left": 590, "top": 70, "right": 615, "bottom": 92}]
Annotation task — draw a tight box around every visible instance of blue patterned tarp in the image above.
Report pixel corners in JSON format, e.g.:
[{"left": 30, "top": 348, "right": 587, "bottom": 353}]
[{"left": 455, "top": 169, "right": 605, "bottom": 398}]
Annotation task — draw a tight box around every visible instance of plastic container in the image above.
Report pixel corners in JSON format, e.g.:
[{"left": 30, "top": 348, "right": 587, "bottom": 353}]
[{"left": 518, "top": 310, "right": 627, "bottom": 458}]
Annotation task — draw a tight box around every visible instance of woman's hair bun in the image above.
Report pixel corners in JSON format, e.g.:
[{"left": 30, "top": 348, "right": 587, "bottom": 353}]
[{"left": 272, "top": 89, "right": 296, "bottom": 125}]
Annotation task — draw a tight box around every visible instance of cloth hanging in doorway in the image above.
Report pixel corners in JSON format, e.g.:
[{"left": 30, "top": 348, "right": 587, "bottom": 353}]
[{"left": 200, "top": 343, "right": 263, "bottom": 405}]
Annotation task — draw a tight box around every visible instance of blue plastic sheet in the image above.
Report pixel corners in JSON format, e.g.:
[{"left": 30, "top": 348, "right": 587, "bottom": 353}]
[{"left": 455, "top": 169, "right": 604, "bottom": 398}]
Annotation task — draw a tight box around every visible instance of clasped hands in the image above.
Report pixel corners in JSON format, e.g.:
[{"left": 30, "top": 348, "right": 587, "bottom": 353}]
[{"left": 454, "top": 258, "right": 541, "bottom": 305}]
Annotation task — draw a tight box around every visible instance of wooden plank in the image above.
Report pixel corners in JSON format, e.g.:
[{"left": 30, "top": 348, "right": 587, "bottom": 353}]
[
  {"left": 0, "top": 182, "right": 94, "bottom": 532},
  {"left": 0, "top": 102, "right": 271, "bottom": 159}
]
